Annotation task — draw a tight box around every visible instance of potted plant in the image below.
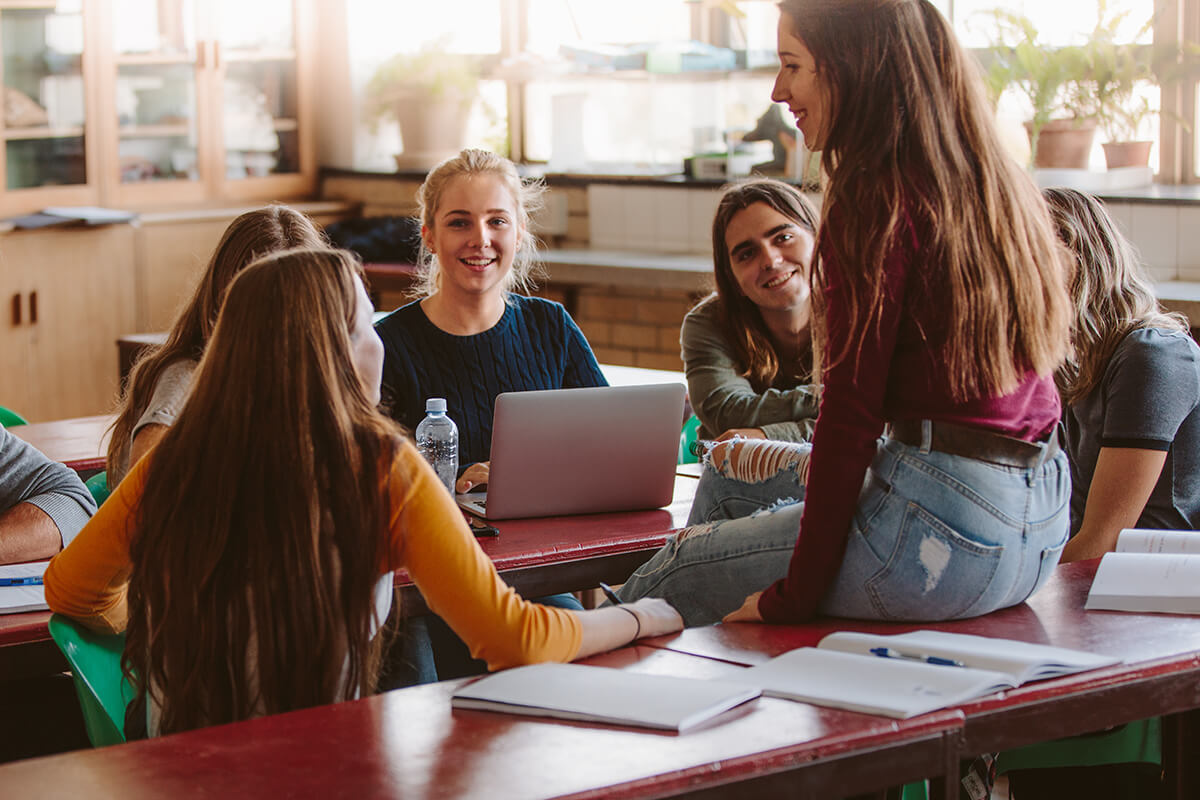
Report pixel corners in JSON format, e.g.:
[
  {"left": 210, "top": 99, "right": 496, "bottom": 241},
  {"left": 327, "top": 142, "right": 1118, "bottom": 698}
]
[
  {"left": 1078, "top": 3, "right": 1157, "bottom": 169},
  {"left": 982, "top": 9, "right": 1097, "bottom": 169},
  {"left": 363, "top": 41, "right": 480, "bottom": 170}
]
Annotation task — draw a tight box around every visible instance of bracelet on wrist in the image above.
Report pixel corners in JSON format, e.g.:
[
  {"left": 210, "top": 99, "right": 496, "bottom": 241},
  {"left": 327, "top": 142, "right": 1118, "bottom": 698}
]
[{"left": 616, "top": 605, "right": 641, "bottom": 640}]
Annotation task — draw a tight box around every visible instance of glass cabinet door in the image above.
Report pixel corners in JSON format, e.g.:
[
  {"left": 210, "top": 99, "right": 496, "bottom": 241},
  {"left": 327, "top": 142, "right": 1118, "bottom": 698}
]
[
  {"left": 215, "top": 0, "right": 300, "bottom": 181},
  {"left": 0, "top": 0, "right": 87, "bottom": 191},
  {"left": 112, "top": 0, "right": 200, "bottom": 185}
]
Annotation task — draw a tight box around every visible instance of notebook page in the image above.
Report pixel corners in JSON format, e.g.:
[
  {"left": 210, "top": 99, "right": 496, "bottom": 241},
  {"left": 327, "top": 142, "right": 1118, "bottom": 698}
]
[
  {"left": 1086, "top": 552, "right": 1200, "bottom": 613},
  {"left": 1115, "top": 529, "right": 1200, "bottom": 555},
  {"left": 0, "top": 561, "right": 49, "bottom": 614}
]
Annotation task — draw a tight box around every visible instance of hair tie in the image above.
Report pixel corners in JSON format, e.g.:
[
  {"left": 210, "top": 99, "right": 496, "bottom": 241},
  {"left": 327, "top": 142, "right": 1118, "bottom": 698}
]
[{"left": 617, "top": 605, "right": 642, "bottom": 640}]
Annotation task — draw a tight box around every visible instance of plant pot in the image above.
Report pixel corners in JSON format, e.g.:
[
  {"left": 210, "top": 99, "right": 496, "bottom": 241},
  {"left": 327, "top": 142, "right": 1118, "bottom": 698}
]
[
  {"left": 1101, "top": 141, "right": 1153, "bottom": 170},
  {"left": 391, "top": 88, "right": 475, "bottom": 171},
  {"left": 1024, "top": 118, "right": 1097, "bottom": 169}
]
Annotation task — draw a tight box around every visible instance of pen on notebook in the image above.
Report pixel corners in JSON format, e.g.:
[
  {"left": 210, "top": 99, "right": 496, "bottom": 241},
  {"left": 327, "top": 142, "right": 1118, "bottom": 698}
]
[
  {"left": 869, "top": 647, "right": 964, "bottom": 668},
  {"left": 598, "top": 581, "right": 622, "bottom": 605},
  {"left": 0, "top": 576, "right": 43, "bottom": 587}
]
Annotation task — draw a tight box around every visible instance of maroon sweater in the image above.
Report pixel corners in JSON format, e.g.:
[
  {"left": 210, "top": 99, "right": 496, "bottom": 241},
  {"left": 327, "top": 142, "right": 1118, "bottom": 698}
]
[{"left": 756, "top": 218, "right": 1061, "bottom": 623}]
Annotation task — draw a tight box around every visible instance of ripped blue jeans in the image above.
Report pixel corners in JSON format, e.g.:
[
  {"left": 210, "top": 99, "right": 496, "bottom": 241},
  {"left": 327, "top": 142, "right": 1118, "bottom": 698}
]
[{"left": 617, "top": 433, "right": 1069, "bottom": 627}]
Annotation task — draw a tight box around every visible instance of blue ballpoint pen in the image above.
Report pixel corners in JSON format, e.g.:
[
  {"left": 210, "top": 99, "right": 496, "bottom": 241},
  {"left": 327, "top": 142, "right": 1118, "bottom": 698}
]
[
  {"left": 869, "top": 646, "right": 964, "bottom": 668},
  {"left": 0, "top": 576, "right": 43, "bottom": 587}
]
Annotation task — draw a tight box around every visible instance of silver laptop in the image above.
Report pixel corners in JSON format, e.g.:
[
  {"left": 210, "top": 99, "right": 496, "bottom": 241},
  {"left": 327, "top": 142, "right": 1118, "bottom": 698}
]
[{"left": 457, "top": 384, "right": 686, "bottom": 520}]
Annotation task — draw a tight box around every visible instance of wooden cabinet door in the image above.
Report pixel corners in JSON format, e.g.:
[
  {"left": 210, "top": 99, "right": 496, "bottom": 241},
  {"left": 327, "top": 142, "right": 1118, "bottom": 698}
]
[
  {"left": 0, "top": 245, "right": 32, "bottom": 416},
  {"left": 3, "top": 225, "right": 137, "bottom": 420}
]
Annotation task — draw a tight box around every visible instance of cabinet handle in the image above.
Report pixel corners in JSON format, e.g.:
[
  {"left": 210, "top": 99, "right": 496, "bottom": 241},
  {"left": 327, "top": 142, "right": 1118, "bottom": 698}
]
[
  {"left": 28, "top": 291, "right": 36, "bottom": 324},
  {"left": 10, "top": 293, "right": 19, "bottom": 326},
  {"left": 197, "top": 40, "right": 206, "bottom": 69},
  {"left": 213, "top": 41, "right": 221, "bottom": 71}
]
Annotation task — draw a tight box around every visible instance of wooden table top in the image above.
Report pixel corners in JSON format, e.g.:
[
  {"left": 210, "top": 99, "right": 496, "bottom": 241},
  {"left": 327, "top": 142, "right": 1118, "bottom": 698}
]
[
  {"left": 0, "top": 644, "right": 961, "bottom": 799},
  {"left": 9, "top": 415, "right": 112, "bottom": 473}
]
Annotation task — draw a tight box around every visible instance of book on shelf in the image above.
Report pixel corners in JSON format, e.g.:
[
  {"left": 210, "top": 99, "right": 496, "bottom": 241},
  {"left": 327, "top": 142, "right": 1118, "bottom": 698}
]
[
  {"left": 0, "top": 560, "right": 49, "bottom": 615},
  {"left": 732, "top": 630, "right": 1119, "bottom": 719},
  {"left": 1086, "top": 528, "right": 1200, "bottom": 613},
  {"left": 451, "top": 662, "right": 761, "bottom": 733}
]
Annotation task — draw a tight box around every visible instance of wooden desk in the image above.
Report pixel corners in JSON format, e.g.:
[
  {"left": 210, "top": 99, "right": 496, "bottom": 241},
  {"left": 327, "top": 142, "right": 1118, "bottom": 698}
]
[
  {"left": 9, "top": 415, "right": 113, "bottom": 474},
  {"left": 0, "top": 643, "right": 962, "bottom": 799},
  {"left": 644, "top": 559, "right": 1200, "bottom": 796}
]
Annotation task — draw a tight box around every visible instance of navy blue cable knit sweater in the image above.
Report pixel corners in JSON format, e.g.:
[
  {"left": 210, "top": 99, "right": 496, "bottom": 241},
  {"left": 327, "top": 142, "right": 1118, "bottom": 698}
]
[{"left": 376, "top": 295, "right": 607, "bottom": 467}]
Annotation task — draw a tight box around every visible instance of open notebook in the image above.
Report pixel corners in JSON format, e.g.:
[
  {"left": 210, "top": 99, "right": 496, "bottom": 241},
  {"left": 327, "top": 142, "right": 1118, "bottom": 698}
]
[
  {"left": 731, "top": 630, "right": 1120, "bottom": 719},
  {"left": 0, "top": 560, "right": 49, "bottom": 614},
  {"left": 1086, "top": 528, "right": 1200, "bottom": 613},
  {"left": 451, "top": 663, "right": 760, "bottom": 733}
]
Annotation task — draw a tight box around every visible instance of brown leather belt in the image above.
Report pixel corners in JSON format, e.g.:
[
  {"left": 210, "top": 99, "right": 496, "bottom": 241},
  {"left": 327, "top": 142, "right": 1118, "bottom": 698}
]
[{"left": 888, "top": 419, "right": 1059, "bottom": 470}]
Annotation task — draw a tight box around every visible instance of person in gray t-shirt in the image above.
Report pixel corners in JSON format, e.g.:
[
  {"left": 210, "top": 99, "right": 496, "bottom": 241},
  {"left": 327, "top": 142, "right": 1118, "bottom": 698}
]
[
  {"left": 1046, "top": 188, "right": 1200, "bottom": 563},
  {"left": 0, "top": 426, "right": 95, "bottom": 564}
]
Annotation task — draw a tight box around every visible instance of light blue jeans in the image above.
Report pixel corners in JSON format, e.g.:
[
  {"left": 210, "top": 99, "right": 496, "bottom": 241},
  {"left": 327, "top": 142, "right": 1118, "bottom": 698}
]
[{"left": 617, "top": 431, "right": 1070, "bottom": 627}]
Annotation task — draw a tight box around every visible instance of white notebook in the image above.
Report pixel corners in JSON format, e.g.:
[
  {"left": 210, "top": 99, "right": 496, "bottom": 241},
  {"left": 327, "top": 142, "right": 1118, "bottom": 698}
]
[
  {"left": 1086, "top": 528, "right": 1200, "bottom": 613},
  {"left": 0, "top": 561, "right": 49, "bottom": 614},
  {"left": 732, "top": 630, "right": 1119, "bottom": 719},
  {"left": 451, "top": 663, "right": 761, "bottom": 733}
]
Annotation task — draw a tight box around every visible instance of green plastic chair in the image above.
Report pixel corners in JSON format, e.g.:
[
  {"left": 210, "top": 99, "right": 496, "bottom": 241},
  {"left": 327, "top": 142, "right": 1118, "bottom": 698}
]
[
  {"left": 84, "top": 470, "right": 111, "bottom": 507},
  {"left": 678, "top": 414, "right": 702, "bottom": 464},
  {"left": 998, "top": 718, "right": 1160, "bottom": 776},
  {"left": 0, "top": 406, "right": 28, "bottom": 427},
  {"left": 48, "top": 614, "right": 132, "bottom": 747}
]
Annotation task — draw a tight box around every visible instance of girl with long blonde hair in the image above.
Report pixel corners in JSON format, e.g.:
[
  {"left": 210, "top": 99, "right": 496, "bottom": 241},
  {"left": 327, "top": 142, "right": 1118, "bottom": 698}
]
[{"left": 45, "top": 248, "right": 681, "bottom": 736}]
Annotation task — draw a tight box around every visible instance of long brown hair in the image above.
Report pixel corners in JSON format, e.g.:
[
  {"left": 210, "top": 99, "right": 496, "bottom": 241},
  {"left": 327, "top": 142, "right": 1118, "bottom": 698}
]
[
  {"left": 779, "top": 0, "right": 1070, "bottom": 398},
  {"left": 107, "top": 206, "right": 327, "bottom": 484},
  {"left": 123, "top": 248, "right": 400, "bottom": 735},
  {"left": 709, "top": 178, "right": 819, "bottom": 391},
  {"left": 1044, "top": 187, "right": 1187, "bottom": 404}
]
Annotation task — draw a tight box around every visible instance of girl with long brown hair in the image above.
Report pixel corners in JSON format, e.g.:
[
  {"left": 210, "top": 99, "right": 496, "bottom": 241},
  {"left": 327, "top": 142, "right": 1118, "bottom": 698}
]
[
  {"left": 106, "top": 205, "right": 326, "bottom": 486},
  {"left": 45, "top": 248, "right": 681, "bottom": 736},
  {"left": 684, "top": 178, "right": 820, "bottom": 443},
  {"left": 619, "top": 0, "right": 1071, "bottom": 627},
  {"left": 1046, "top": 187, "right": 1200, "bottom": 562}
]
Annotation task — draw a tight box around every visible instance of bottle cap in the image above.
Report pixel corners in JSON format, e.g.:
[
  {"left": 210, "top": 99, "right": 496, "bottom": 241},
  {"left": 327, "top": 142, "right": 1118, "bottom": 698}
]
[{"left": 425, "top": 397, "right": 447, "bottom": 413}]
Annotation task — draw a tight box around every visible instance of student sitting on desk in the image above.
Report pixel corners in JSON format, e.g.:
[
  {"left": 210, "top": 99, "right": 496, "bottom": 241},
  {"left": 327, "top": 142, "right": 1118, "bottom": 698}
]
[
  {"left": 106, "top": 205, "right": 326, "bottom": 486},
  {"left": 44, "top": 248, "right": 682, "bottom": 737},
  {"left": 0, "top": 426, "right": 94, "bottom": 564},
  {"left": 621, "top": 0, "right": 1071, "bottom": 627}
]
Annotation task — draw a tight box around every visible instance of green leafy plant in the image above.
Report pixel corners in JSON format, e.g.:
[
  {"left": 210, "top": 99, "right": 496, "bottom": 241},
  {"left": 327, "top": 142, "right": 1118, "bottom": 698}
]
[
  {"left": 363, "top": 39, "right": 480, "bottom": 133},
  {"left": 979, "top": 8, "right": 1096, "bottom": 164}
]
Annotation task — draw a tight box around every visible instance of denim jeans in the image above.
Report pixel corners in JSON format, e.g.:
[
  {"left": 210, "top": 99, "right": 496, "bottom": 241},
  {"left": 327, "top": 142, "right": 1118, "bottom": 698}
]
[{"left": 618, "top": 432, "right": 1069, "bottom": 627}]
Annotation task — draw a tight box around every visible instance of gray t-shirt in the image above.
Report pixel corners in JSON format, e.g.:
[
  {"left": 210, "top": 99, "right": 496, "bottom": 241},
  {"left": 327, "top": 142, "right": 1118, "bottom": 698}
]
[{"left": 1065, "top": 327, "right": 1200, "bottom": 533}]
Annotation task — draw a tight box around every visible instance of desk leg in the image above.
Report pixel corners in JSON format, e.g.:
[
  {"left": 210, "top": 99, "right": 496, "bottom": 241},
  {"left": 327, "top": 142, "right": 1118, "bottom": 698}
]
[
  {"left": 1163, "top": 709, "right": 1200, "bottom": 800},
  {"left": 927, "top": 730, "right": 961, "bottom": 800}
]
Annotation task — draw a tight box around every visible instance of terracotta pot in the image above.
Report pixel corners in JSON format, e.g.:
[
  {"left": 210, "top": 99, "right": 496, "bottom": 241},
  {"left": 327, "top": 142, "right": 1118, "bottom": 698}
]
[
  {"left": 1101, "top": 140, "right": 1153, "bottom": 170},
  {"left": 391, "top": 88, "right": 474, "bottom": 171},
  {"left": 1024, "top": 119, "right": 1097, "bottom": 169}
]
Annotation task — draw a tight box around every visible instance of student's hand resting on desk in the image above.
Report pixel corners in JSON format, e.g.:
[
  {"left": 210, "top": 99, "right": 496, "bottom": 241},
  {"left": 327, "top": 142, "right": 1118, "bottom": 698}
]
[
  {"left": 455, "top": 462, "right": 490, "bottom": 493},
  {"left": 723, "top": 591, "right": 765, "bottom": 623},
  {"left": 575, "top": 598, "right": 684, "bottom": 659}
]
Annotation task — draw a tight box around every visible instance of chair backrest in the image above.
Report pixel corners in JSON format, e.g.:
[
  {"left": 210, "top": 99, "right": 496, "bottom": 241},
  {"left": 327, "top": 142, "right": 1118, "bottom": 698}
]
[
  {"left": 48, "top": 614, "right": 131, "bottom": 747},
  {"left": 84, "top": 470, "right": 111, "bottom": 507},
  {"left": 0, "top": 406, "right": 28, "bottom": 427}
]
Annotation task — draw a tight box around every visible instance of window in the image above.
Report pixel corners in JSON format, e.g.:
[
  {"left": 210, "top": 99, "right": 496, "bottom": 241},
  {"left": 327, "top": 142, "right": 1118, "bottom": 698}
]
[{"left": 345, "top": 0, "right": 1197, "bottom": 182}]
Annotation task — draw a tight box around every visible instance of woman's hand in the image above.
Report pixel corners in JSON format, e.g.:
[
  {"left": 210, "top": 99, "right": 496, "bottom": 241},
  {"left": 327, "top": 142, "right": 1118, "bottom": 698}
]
[
  {"left": 455, "top": 462, "right": 491, "bottom": 493},
  {"left": 626, "top": 597, "right": 684, "bottom": 639},
  {"left": 723, "top": 591, "right": 765, "bottom": 623},
  {"left": 716, "top": 427, "right": 767, "bottom": 442}
]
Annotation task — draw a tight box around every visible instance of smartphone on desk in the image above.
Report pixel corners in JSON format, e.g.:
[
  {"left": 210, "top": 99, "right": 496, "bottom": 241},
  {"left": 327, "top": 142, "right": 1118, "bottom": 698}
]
[{"left": 464, "top": 513, "right": 499, "bottom": 537}]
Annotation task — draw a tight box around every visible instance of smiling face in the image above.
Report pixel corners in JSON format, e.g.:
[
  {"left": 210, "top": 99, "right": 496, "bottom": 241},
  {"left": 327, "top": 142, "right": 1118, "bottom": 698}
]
[
  {"left": 771, "top": 14, "right": 832, "bottom": 151},
  {"left": 723, "top": 201, "right": 814, "bottom": 314},
  {"left": 422, "top": 173, "right": 523, "bottom": 302},
  {"left": 349, "top": 276, "right": 384, "bottom": 406}
]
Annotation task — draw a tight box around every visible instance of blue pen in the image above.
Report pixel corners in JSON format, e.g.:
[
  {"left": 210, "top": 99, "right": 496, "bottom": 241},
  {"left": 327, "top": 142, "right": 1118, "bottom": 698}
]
[
  {"left": 870, "top": 646, "right": 964, "bottom": 668},
  {"left": 0, "top": 576, "right": 43, "bottom": 587}
]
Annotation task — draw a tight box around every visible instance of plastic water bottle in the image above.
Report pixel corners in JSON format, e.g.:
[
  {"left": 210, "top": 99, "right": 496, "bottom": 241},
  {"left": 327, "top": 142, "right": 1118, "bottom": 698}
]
[{"left": 415, "top": 397, "right": 458, "bottom": 494}]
